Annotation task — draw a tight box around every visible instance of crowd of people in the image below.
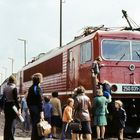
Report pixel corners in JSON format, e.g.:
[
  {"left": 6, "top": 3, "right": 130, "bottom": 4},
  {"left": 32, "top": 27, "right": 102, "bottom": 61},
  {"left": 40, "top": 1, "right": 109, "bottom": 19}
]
[{"left": 0, "top": 60, "right": 127, "bottom": 140}]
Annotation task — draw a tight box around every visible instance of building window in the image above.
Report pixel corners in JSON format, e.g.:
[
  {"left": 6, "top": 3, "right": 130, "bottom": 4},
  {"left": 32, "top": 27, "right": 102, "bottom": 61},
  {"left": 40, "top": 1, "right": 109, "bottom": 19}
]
[{"left": 80, "top": 41, "right": 92, "bottom": 63}]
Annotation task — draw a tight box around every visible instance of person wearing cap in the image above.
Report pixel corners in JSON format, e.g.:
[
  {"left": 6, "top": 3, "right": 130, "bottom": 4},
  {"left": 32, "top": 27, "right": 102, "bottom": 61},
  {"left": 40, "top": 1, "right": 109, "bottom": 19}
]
[
  {"left": 2, "top": 75, "right": 21, "bottom": 140},
  {"left": 113, "top": 100, "right": 127, "bottom": 140},
  {"left": 26, "top": 73, "right": 45, "bottom": 140}
]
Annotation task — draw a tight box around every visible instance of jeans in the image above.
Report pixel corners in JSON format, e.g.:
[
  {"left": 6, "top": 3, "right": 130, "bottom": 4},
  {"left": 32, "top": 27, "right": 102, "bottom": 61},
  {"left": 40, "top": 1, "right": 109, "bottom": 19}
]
[
  {"left": 22, "top": 110, "right": 30, "bottom": 131},
  {"left": 61, "top": 122, "right": 71, "bottom": 140}
]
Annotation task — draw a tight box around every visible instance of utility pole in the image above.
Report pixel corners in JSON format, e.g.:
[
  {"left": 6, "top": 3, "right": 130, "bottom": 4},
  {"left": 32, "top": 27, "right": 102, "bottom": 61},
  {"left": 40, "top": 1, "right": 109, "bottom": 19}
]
[{"left": 60, "top": 0, "right": 62, "bottom": 47}]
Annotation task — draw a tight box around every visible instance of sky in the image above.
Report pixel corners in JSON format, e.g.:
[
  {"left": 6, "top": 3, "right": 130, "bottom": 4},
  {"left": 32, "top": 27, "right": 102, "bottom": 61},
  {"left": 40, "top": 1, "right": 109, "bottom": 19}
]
[{"left": 0, "top": 0, "right": 140, "bottom": 82}]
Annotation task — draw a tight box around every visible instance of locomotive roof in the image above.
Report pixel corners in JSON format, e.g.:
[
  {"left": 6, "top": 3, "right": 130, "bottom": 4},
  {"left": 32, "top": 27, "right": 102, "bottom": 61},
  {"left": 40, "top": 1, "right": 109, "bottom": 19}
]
[
  {"left": 22, "top": 30, "right": 140, "bottom": 71},
  {"left": 98, "top": 30, "right": 140, "bottom": 38},
  {"left": 22, "top": 31, "right": 97, "bottom": 70}
]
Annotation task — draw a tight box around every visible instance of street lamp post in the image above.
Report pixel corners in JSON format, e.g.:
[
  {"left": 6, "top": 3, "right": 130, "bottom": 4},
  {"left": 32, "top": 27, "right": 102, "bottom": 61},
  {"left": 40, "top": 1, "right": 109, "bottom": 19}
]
[
  {"left": 8, "top": 57, "right": 14, "bottom": 74},
  {"left": 18, "top": 38, "right": 27, "bottom": 66}
]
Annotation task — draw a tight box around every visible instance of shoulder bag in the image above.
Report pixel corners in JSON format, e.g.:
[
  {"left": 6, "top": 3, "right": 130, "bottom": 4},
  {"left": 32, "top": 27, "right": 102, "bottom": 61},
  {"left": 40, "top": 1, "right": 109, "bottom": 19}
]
[{"left": 69, "top": 119, "right": 82, "bottom": 131}]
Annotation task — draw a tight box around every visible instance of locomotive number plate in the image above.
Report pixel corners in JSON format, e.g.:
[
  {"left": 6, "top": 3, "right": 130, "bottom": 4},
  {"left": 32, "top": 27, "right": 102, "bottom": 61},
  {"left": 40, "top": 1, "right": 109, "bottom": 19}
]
[{"left": 122, "top": 86, "right": 140, "bottom": 92}]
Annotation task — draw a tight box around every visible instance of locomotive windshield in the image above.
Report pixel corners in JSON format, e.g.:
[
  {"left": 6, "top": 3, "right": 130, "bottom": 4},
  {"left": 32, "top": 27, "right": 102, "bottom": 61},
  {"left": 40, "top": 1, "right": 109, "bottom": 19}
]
[{"left": 102, "top": 39, "right": 140, "bottom": 61}]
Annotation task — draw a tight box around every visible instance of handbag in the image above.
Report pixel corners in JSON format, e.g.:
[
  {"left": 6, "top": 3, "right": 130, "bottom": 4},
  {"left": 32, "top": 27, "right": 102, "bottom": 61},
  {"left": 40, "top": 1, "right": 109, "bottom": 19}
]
[
  {"left": 69, "top": 119, "right": 82, "bottom": 131},
  {"left": 37, "top": 120, "right": 51, "bottom": 137}
]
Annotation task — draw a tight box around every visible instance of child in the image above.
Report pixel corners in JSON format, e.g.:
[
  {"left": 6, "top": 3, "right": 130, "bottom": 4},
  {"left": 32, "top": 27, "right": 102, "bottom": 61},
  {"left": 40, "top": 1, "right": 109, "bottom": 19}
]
[
  {"left": 61, "top": 98, "right": 74, "bottom": 140},
  {"left": 43, "top": 96, "right": 52, "bottom": 124},
  {"left": 21, "top": 95, "right": 30, "bottom": 132},
  {"left": 113, "top": 100, "right": 127, "bottom": 140},
  {"left": 43, "top": 96, "right": 52, "bottom": 138}
]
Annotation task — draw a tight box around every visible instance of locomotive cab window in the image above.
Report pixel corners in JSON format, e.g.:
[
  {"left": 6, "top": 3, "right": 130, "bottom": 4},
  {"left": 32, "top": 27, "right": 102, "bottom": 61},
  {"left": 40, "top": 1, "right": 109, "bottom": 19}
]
[
  {"left": 132, "top": 41, "right": 140, "bottom": 60},
  {"left": 80, "top": 41, "right": 92, "bottom": 64},
  {"left": 102, "top": 40, "right": 131, "bottom": 61},
  {"left": 102, "top": 39, "right": 140, "bottom": 61}
]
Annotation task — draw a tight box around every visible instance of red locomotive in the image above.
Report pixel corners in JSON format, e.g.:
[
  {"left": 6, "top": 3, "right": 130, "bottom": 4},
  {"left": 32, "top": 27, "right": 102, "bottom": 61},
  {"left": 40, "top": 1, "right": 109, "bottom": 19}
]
[
  {"left": 16, "top": 27, "right": 140, "bottom": 133},
  {"left": 2, "top": 10, "right": 140, "bottom": 134}
]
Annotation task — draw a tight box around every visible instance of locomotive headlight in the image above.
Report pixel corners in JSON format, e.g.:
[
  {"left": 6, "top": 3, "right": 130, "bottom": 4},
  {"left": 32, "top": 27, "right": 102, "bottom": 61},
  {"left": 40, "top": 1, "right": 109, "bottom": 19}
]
[
  {"left": 129, "top": 64, "right": 135, "bottom": 71},
  {"left": 111, "top": 84, "right": 118, "bottom": 92}
]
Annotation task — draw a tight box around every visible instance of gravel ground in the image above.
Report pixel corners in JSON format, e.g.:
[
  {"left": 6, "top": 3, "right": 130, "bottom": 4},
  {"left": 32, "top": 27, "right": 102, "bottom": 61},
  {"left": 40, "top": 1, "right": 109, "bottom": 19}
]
[
  {"left": 0, "top": 112, "right": 31, "bottom": 139},
  {"left": 0, "top": 112, "right": 139, "bottom": 140}
]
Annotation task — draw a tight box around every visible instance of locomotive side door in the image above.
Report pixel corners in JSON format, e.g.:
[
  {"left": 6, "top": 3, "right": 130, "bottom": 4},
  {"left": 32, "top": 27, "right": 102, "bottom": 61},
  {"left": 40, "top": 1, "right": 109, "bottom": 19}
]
[{"left": 67, "top": 46, "right": 79, "bottom": 91}]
